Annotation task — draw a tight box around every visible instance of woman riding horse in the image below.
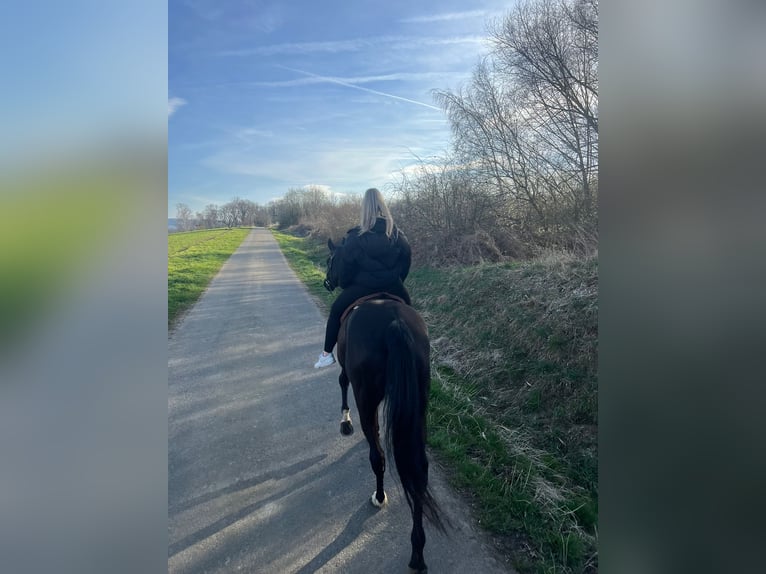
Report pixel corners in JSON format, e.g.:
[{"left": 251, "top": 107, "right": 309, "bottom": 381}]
[
  {"left": 314, "top": 187, "right": 412, "bottom": 368},
  {"left": 322, "top": 210, "right": 444, "bottom": 572}
]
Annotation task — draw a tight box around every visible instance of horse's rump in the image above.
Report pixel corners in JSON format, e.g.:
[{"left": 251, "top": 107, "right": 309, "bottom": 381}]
[
  {"left": 338, "top": 298, "right": 428, "bottom": 374},
  {"left": 338, "top": 291, "right": 407, "bottom": 327}
]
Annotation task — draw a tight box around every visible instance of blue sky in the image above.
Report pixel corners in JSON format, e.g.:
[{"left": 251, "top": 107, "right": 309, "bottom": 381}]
[{"left": 169, "top": 0, "right": 513, "bottom": 216}]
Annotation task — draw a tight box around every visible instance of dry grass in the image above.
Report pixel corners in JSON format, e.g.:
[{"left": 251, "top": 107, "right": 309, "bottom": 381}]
[{"left": 409, "top": 252, "right": 598, "bottom": 572}]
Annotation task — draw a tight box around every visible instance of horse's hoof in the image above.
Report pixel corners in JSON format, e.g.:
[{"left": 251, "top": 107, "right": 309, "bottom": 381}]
[
  {"left": 408, "top": 562, "right": 427, "bottom": 573},
  {"left": 340, "top": 421, "right": 354, "bottom": 436},
  {"left": 370, "top": 491, "right": 387, "bottom": 508}
]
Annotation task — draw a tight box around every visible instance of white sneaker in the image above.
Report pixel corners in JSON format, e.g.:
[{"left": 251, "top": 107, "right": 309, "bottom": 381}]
[{"left": 314, "top": 352, "right": 336, "bottom": 368}]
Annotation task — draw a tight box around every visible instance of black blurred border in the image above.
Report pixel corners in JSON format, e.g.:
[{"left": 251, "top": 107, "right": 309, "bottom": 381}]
[{"left": 601, "top": 0, "right": 766, "bottom": 572}]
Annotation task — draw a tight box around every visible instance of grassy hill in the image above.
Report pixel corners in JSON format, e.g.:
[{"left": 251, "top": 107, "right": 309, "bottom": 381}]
[{"left": 408, "top": 256, "right": 598, "bottom": 573}]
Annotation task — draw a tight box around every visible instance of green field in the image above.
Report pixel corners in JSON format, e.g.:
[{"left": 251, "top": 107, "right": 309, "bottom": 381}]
[
  {"left": 168, "top": 228, "right": 251, "bottom": 327},
  {"left": 271, "top": 229, "right": 598, "bottom": 574}
]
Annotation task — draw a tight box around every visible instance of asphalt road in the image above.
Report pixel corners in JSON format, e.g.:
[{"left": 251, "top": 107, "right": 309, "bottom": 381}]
[{"left": 168, "top": 228, "right": 515, "bottom": 573}]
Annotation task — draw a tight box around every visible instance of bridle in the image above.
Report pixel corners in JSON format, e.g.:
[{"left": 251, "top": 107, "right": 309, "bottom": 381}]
[{"left": 323, "top": 252, "right": 337, "bottom": 292}]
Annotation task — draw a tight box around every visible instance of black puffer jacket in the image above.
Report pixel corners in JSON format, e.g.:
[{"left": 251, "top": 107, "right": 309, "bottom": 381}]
[{"left": 338, "top": 217, "right": 411, "bottom": 289}]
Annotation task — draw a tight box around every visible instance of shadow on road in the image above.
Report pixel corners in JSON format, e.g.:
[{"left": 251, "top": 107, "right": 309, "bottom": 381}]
[
  {"left": 293, "top": 500, "right": 380, "bottom": 574},
  {"left": 169, "top": 453, "right": 327, "bottom": 515},
  {"left": 169, "top": 442, "right": 367, "bottom": 564}
]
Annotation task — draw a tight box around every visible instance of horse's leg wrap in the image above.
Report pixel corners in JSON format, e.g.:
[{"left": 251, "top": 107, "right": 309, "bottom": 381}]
[
  {"left": 340, "top": 408, "right": 354, "bottom": 435},
  {"left": 370, "top": 490, "right": 388, "bottom": 508}
]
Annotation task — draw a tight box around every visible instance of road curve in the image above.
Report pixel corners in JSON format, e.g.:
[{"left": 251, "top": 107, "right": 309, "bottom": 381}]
[{"left": 168, "top": 228, "right": 514, "bottom": 573}]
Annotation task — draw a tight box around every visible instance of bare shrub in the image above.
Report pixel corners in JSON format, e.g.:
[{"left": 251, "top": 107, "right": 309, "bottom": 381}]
[
  {"left": 388, "top": 157, "right": 524, "bottom": 266},
  {"left": 306, "top": 194, "right": 361, "bottom": 242},
  {"left": 286, "top": 223, "right": 314, "bottom": 237},
  {"left": 491, "top": 227, "right": 533, "bottom": 260},
  {"left": 458, "top": 231, "right": 504, "bottom": 264}
]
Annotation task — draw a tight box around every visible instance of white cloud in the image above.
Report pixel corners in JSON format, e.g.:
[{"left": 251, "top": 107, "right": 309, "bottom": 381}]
[
  {"left": 230, "top": 127, "right": 274, "bottom": 144},
  {"left": 275, "top": 66, "right": 442, "bottom": 111},
  {"left": 400, "top": 10, "right": 488, "bottom": 24},
  {"left": 180, "top": 0, "right": 283, "bottom": 33},
  {"left": 201, "top": 141, "right": 419, "bottom": 188},
  {"left": 220, "top": 39, "right": 369, "bottom": 56},
  {"left": 254, "top": 71, "right": 465, "bottom": 89},
  {"left": 168, "top": 97, "right": 187, "bottom": 117},
  {"left": 219, "top": 35, "right": 485, "bottom": 57}
]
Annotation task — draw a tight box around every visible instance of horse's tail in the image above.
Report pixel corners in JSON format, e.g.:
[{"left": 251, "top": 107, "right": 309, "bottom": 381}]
[{"left": 383, "top": 318, "right": 444, "bottom": 532}]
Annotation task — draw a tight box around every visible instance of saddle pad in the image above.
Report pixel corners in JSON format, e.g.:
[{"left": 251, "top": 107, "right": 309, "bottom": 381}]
[{"left": 339, "top": 292, "right": 407, "bottom": 325}]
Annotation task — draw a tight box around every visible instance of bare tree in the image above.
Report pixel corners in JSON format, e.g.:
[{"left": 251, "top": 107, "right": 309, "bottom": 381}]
[
  {"left": 388, "top": 156, "right": 519, "bottom": 265},
  {"left": 220, "top": 202, "right": 237, "bottom": 228},
  {"left": 272, "top": 190, "right": 302, "bottom": 228},
  {"left": 310, "top": 193, "right": 360, "bottom": 240},
  {"left": 251, "top": 203, "right": 271, "bottom": 227},
  {"left": 175, "top": 203, "right": 193, "bottom": 232},
  {"left": 392, "top": 157, "right": 496, "bottom": 236},
  {"left": 231, "top": 197, "right": 257, "bottom": 227},
  {"left": 492, "top": 0, "right": 598, "bottom": 222},
  {"left": 300, "top": 185, "right": 331, "bottom": 218},
  {"left": 202, "top": 204, "right": 220, "bottom": 228},
  {"left": 434, "top": 0, "right": 598, "bottom": 251}
]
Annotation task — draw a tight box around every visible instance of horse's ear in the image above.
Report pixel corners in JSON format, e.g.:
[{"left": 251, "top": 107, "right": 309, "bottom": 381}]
[{"left": 328, "top": 238, "right": 335, "bottom": 251}]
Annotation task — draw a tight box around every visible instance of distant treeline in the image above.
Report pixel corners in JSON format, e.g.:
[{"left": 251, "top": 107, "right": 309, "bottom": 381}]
[{"left": 172, "top": 197, "right": 272, "bottom": 232}]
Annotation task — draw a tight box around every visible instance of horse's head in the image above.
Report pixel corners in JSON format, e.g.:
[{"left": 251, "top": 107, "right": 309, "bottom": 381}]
[{"left": 323, "top": 238, "right": 341, "bottom": 292}]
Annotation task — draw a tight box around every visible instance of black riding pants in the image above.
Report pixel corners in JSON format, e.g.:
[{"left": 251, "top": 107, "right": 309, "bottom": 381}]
[{"left": 323, "top": 281, "right": 411, "bottom": 353}]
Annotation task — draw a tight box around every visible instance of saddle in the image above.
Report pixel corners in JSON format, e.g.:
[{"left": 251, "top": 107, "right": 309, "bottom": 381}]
[{"left": 339, "top": 292, "right": 407, "bottom": 326}]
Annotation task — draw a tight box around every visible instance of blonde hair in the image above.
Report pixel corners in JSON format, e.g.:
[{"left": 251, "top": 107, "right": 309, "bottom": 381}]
[{"left": 359, "top": 188, "right": 394, "bottom": 237}]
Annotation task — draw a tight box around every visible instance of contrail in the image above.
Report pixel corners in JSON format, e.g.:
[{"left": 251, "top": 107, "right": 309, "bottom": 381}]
[{"left": 275, "top": 65, "right": 442, "bottom": 111}]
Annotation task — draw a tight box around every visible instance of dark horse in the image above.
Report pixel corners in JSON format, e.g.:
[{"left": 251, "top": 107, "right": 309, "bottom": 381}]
[{"left": 324, "top": 238, "right": 444, "bottom": 573}]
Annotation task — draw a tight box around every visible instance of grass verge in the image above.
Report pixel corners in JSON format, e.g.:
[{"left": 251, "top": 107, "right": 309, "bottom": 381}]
[
  {"left": 270, "top": 229, "right": 339, "bottom": 312},
  {"left": 270, "top": 230, "right": 598, "bottom": 573},
  {"left": 411, "top": 258, "right": 598, "bottom": 573},
  {"left": 168, "top": 228, "right": 251, "bottom": 328}
]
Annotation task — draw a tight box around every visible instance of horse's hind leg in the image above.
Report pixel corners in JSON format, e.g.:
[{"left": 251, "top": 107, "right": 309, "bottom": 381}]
[
  {"left": 339, "top": 370, "right": 354, "bottom": 435},
  {"left": 360, "top": 404, "right": 387, "bottom": 507},
  {"left": 408, "top": 499, "right": 427, "bottom": 572}
]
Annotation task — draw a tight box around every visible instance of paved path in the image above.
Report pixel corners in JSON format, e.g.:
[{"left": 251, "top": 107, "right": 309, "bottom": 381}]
[{"left": 168, "top": 228, "right": 514, "bottom": 573}]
